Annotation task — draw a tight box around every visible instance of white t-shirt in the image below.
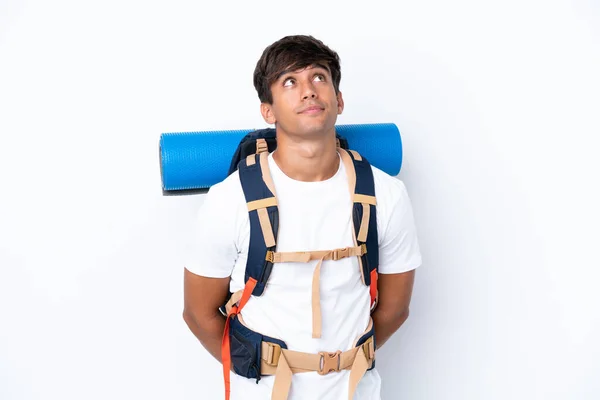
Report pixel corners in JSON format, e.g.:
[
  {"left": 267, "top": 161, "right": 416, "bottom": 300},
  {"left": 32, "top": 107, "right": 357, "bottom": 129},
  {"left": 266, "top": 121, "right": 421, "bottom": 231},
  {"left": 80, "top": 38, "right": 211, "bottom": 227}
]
[{"left": 186, "top": 151, "right": 422, "bottom": 400}]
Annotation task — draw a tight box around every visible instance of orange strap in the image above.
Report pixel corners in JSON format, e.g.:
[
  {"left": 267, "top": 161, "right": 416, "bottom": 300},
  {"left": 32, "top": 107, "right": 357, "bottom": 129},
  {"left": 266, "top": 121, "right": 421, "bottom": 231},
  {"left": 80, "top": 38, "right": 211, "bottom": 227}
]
[
  {"left": 369, "top": 269, "right": 378, "bottom": 309},
  {"left": 222, "top": 278, "right": 257, "bottom": 400},
  {"left": 222, "top": 317, "right": 233, "bottom": 400}
]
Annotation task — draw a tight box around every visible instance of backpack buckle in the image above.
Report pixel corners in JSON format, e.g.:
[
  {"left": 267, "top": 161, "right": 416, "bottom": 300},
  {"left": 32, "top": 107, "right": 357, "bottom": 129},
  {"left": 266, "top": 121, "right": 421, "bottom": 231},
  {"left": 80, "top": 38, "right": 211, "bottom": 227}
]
[
  {"left": 332, "top": 247, "right": 349, "bottom": 261},
  {"left": 318, "top": 350, "right": 342, "bottom": 375}
]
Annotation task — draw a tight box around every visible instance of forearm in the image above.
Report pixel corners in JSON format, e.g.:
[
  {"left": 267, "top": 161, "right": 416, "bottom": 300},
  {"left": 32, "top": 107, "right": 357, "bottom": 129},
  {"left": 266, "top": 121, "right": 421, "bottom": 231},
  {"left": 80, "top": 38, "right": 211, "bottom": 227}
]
[
  {"left": 372, "top": 307, "right": 410, "bottom": 348},
  {"left": 183, "top": 311, "right": 226, "bottom": 363}
]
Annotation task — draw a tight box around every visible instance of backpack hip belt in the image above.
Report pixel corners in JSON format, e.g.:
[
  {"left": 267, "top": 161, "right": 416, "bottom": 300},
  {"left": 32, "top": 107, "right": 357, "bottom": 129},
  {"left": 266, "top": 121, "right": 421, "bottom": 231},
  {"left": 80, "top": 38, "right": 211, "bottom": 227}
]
[{"left": 225, "top": 309, "right": 375, "bottom": 400}]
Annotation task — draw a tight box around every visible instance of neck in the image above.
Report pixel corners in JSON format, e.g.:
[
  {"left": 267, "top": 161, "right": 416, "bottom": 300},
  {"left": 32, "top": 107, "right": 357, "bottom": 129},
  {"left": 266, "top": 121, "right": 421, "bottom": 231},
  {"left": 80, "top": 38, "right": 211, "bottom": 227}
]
[{"left": 272, "top": 129, "right": 339, "bottom": 182}]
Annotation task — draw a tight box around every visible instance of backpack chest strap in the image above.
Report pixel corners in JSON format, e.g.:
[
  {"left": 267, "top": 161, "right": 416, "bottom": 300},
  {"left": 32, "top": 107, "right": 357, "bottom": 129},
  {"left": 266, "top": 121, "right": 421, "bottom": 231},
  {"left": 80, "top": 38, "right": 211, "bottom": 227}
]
[
  {"left": 266, "top": 245, "right": 366, "bottom": 263},
  {"left": 266, "top": 245, "right": 367, "bottom": 339}
]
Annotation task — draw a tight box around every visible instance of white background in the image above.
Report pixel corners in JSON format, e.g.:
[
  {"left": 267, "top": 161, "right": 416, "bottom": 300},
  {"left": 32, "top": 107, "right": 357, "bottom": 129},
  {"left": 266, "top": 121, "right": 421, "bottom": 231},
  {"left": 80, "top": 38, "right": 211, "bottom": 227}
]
[{"left": 1, "top": 0, "right": 599, "bottom": 399}]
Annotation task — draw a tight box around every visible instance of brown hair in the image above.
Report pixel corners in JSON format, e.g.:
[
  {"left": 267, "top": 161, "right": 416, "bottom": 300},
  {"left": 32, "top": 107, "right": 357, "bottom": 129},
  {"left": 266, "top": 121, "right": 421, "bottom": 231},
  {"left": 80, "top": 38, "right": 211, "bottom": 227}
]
[{"left": 253, "top": 35, "right": 342, "bottom": 104}]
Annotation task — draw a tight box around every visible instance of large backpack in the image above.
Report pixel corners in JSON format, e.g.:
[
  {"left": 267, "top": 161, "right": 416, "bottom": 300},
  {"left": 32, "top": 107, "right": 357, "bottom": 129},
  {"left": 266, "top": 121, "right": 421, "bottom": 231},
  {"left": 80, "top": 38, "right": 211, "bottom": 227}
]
[{"left": 220, "top": 128, "right": 379, "bottom": 400}]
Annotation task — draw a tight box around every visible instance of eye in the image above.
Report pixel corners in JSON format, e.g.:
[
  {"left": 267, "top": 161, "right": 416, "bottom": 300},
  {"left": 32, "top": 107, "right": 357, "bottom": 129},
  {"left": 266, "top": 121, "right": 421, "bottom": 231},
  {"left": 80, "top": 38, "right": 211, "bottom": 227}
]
[
  {"left": 314, "top": 74, "right": 326, "bottom": 82},
  {"left": 283, "top": 77, "right": 295, "bottom": 87}
]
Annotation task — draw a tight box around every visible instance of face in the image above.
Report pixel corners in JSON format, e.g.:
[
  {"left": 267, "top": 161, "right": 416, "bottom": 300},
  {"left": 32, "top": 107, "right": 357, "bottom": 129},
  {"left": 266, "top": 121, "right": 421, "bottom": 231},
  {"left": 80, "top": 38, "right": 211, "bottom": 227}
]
[{"left": 260, "top": 64, "right": 344, "bottom": 139}]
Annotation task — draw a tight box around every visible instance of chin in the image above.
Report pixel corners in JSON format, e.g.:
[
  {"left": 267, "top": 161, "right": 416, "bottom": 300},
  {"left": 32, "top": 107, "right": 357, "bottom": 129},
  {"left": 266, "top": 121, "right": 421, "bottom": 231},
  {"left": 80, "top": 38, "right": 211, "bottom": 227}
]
[{"left": 297, "top": 120, "right": 336, "bottom": 136}]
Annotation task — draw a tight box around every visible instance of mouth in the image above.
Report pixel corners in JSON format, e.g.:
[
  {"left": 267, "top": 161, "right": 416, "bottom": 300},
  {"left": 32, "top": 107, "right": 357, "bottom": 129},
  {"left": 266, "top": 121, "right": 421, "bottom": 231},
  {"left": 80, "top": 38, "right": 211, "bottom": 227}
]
[{"left": 299, "top": 105, "right": 325, "bottom": 114}]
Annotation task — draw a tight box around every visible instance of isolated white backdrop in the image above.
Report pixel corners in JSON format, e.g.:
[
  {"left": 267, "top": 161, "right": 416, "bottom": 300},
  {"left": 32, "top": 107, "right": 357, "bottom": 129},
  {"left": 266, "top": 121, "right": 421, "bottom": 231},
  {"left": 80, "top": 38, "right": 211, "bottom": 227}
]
[{"left": 1, "top": 0, "right": 599, "bottom": 399}]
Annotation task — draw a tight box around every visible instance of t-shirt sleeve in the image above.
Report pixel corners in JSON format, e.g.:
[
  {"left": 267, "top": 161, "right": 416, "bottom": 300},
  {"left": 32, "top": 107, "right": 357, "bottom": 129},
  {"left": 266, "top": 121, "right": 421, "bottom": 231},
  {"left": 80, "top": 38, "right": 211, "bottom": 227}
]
[
  {"left": 184, "top": 180, "right": 240, "bottom": 278},
  {"left": 377, "top": 177, "right": 423, "bottom": 274}
]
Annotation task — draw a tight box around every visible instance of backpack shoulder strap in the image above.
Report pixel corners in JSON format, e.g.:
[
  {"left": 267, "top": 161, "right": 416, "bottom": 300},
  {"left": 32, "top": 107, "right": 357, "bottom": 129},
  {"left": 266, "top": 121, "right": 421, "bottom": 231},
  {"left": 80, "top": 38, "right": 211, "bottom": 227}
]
[
  {"left": 238, "top": 145, "right": 278, "bottom": 296},
  {"left": 339, "top": 149, "right": 379, "bottom": 308}
]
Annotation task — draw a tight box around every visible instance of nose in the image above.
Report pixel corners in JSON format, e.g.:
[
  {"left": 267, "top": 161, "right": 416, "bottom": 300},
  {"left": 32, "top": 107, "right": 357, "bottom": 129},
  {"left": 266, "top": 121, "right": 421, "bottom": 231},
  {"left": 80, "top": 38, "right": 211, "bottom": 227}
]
[{"left": 301, "top": 81, "right": 317, "bottom": 100}]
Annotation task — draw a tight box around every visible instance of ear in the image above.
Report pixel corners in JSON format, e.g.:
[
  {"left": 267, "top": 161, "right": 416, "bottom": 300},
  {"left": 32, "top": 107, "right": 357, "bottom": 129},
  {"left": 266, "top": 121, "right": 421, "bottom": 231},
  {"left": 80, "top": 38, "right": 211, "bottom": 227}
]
[
  {"left": 336, "top": 91, "right": 344, "bottom": 115},
  {"left": 260, "top": 103, "right": 277, "bottom": 125}
]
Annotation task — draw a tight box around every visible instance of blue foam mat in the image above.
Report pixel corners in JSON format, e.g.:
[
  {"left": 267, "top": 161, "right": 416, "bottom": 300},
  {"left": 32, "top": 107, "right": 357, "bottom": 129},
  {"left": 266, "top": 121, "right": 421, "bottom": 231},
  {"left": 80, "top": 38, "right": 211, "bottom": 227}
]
[{"left": 160, "top": 123, "right": 402, "bottom": 191}]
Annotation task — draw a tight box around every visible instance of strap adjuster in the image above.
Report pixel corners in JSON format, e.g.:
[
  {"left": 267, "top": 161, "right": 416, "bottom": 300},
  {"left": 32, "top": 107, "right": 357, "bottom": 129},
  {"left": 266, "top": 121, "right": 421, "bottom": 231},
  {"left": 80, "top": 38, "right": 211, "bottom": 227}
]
[
  {"left": 360, "top": 243, "right": 367, "bottom": 255},
  {"left": 265, "top": 342, "right": 281, "bottom": 366},
  {"left": 361, "top": 337, "right": 375, "bottom": 361},
  {"left": 265, "top": 251, "right": 274, "bottom": 263},
  {"left": 256, "top": 138, "right": 269, "bottom": 154},
  {"left": 318, "top": 350, "right": 342, "bottom": 375}
]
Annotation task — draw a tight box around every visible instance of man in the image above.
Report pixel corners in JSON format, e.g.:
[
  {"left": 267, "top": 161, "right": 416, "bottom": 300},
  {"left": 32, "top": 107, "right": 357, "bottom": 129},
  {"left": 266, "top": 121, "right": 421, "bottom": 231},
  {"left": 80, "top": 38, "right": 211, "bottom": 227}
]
[{"left": 183, "top": 35, "right": 422, "bottom": 400}]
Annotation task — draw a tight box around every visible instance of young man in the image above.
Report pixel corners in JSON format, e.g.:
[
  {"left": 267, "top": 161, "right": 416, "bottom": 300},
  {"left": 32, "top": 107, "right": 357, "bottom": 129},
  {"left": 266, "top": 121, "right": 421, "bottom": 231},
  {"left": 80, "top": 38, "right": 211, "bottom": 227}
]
[{"left": 183, "top": 35, "right": 422, "bottom": 400}]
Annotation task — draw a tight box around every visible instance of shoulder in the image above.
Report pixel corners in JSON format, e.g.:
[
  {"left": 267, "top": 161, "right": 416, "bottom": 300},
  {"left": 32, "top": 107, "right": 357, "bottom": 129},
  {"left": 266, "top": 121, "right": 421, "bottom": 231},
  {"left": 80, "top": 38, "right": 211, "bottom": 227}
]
[
  {"left": 197, "top": 171, "right": 247, "bottom": 223},
  {"left": 369, "top": 165, "right": 416, "bottom": 242},
  {"left": 186, "top": 172, "right": 248, "bottom": 278},
  {"left": 369, "top": 165, "right": 422, "bottom": 272},
  {"left": 205, "top": 171, "right": 245, "bottom": 203},
  {"left": 191, "top": 171, "right": 250, "bottom": 252},
  {"left": 370, "top": 165, "right": 410, "bottom": 207}
]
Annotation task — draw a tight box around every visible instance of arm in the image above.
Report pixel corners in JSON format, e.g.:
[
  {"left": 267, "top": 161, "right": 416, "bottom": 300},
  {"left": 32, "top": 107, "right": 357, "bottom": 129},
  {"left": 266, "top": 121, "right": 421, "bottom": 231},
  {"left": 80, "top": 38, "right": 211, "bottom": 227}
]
[
  {"left": 372, "top": 176, "right": 421, "bottom": 348},
  {"left": 183, "top": 268, "right": 231, "bottom": 363},
  {"left": 182, "top": 180, "right": 241, "bottom": 362},
  {"left": 372, "top": 269, "right": 415, "bottom": 348}
]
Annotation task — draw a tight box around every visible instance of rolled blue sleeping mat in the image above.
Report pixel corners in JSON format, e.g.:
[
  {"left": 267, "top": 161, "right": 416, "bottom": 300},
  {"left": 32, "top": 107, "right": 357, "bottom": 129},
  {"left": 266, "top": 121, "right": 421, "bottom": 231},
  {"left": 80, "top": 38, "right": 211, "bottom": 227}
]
[{"left": 159, "top": 123, "right": 402, "bottom": 192}]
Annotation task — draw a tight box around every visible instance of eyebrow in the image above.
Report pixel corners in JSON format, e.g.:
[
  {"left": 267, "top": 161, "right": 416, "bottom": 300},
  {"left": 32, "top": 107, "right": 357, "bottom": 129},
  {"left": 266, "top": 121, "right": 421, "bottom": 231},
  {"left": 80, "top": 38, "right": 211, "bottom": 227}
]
[{"left": 276, "top": 63, "right": 331, "bottom": 82}]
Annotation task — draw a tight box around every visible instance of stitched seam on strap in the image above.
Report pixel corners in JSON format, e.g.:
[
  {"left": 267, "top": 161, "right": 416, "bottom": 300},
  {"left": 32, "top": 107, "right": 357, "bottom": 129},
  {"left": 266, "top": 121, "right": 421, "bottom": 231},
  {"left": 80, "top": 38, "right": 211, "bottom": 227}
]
[
  {"left": 247, "top": 197, "right": 277, "bottom": 211},
  {"left": 354, "top": 194, "right": 377, "bottom": 205}
]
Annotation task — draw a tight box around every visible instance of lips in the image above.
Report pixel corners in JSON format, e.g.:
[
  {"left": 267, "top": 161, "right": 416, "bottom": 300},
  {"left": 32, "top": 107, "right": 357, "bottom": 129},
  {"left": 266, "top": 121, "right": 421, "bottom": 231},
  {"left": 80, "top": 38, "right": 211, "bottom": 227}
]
[{"left": 299, "top": 105, "right": 325, "bottom": 114}]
